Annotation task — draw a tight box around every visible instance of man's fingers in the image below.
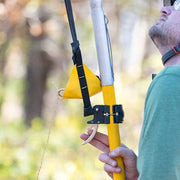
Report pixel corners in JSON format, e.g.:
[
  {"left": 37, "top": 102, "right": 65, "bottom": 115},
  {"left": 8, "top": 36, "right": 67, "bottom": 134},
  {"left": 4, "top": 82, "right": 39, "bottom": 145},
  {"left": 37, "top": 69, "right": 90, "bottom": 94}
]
[
  {"left": 109, "top": 146, "right": 135, "bottom": 160},
  {"left": 99, "top": 153, "right": 121, "bottom": 177},
  {"left": 89, "top": 139, "right": 109, "bottom": 153},
  {"left": 103, "top": 163, "right": 121, "bottom": 174},
  {"left": 87, "top": 129, "right": 109, "bottom": 146},
  {"left": 80, "top": 133, "right": 109, "bottom": 153},
  {"left": 98, "top": 153, "right": 118, "bottom": 167},
  {"left": 80, "top": 133, "right": 89, "bottom": 141}
]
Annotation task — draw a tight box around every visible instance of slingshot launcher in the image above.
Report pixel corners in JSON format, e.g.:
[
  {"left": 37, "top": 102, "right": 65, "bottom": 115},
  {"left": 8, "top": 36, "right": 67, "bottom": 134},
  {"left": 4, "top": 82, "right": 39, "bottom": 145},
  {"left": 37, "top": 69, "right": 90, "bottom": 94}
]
[{"left": 62, "top": 0, "right": 125, "bottom": 179}]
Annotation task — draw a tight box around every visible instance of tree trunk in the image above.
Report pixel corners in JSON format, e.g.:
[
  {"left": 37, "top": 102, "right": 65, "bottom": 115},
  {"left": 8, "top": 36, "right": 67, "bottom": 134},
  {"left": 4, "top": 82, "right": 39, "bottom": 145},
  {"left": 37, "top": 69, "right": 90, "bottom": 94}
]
[{"left": 25, "top": 35, "right": 52, "bottom": 126}]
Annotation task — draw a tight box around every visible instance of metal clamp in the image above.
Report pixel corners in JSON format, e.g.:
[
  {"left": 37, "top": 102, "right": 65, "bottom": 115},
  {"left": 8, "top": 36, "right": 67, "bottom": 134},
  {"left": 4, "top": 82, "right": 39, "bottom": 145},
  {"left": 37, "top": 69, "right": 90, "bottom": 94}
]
[
  {"left": 113, "top": 105, "right": 124, "bottom": 124},
  {"left": 87, "top": 105, "right": 110, "bottom": 124},
  {"left": 87, "top": 104, "right": 124, "bottom": 124}
]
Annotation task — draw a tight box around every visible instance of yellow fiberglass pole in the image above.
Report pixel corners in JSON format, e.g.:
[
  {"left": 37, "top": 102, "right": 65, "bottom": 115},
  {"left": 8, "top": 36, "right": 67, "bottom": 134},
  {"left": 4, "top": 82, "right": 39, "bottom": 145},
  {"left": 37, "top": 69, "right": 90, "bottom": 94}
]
[
  {"left": 102, "top": 85, "right": 125, "bottom": 180},
  {"left": 89, "top": 0, "right": 125, "bottom": 179}
]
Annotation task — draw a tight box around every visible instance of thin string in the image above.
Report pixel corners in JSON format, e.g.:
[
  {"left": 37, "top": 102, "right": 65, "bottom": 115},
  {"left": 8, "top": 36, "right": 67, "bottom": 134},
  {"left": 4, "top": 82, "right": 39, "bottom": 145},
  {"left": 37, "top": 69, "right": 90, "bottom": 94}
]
[
  {"left": 36, "top": 82, "right": 60, "bottom": 179},
  {"left": 36, "top": 124, "right": 53, "bottom": 179},
  {"left": 104, "top": 15, "right": 114, "bottom": 81}
]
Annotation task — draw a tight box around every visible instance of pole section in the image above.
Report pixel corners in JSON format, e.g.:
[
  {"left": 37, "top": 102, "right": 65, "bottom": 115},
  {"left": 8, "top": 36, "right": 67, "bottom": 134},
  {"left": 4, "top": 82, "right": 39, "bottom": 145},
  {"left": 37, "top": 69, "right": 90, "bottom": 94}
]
[{"left": 89, "top": 0, "right": 125, "bottom": 179}]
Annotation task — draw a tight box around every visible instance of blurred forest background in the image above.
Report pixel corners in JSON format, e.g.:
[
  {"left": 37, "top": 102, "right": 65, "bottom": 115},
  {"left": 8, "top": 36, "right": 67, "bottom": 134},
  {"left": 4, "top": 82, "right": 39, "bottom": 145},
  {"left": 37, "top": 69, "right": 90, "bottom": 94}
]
[{"left": 0, "top": 0, "right": 164, "bottom": 179}]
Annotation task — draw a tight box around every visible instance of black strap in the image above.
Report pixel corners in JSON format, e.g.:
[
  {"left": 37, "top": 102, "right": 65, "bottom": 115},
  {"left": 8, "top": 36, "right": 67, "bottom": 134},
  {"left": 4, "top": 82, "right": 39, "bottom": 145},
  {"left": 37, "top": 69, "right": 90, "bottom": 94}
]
[
  {"left": 64, "top": 0, "right": 93, "bottom": 116},
  {"left": 162, "top": 43, "right": 180, "bottom": 65},
  {"left": 64, "top": 0, "right": 77, "bottom": 42}
]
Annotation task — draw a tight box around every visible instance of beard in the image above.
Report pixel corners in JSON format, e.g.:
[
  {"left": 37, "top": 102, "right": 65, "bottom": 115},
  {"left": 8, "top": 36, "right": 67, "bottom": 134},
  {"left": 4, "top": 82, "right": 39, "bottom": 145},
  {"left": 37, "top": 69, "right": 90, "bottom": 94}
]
[
  {"left": 149, "top": 24, "right": 169, "bottom": 47},
  {"left": 149, "top": 23, "right": 179, "bottom": 48}
]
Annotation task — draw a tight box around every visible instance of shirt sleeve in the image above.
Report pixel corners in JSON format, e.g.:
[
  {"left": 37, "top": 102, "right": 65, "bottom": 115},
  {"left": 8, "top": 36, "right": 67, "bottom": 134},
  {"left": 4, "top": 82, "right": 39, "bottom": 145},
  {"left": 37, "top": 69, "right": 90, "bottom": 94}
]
[{"left": 138, "top": 74, "right": 180, "bottom": 180}]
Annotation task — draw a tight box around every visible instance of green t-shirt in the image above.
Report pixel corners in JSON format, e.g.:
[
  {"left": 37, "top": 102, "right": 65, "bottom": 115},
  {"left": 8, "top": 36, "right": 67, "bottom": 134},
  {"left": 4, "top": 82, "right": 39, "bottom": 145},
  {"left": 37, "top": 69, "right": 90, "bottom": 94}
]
[{"left": 137, "top": 65, "right": 180, "bottom": 180}]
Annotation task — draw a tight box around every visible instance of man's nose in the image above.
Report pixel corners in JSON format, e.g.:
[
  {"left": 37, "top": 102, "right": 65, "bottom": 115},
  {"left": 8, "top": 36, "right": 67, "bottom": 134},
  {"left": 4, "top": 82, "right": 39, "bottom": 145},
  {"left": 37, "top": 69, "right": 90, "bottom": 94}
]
[{"left": 160, "top": 6, "right": 172, "bottom": 15}]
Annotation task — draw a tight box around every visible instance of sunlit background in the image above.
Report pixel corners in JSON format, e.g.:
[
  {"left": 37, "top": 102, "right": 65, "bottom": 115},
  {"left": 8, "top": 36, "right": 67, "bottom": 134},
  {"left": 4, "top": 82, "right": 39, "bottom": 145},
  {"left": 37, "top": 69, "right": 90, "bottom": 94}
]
[{"left": 0, "top": 0, "right": 164, "bottom": 179}]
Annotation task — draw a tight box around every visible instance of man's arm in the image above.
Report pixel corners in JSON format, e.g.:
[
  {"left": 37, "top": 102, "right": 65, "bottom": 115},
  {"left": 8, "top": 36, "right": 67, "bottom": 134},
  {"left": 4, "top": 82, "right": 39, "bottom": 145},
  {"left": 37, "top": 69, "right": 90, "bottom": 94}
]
[{"left": 80, "top": 130, "right": 139, "bottom": 180}]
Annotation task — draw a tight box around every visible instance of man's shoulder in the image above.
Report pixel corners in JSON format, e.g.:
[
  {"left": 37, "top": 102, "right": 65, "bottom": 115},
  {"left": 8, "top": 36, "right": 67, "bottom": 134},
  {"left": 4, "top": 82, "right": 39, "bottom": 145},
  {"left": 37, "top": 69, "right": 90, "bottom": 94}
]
[
  {"left": 150, "top": 65, "right": 180, "bottom": 91},
  {"left": 156, "top": 65, "right": 180, "bottom": 79},
  {"left": 145, "top": 65, "right": 180, "bottom": 108}
]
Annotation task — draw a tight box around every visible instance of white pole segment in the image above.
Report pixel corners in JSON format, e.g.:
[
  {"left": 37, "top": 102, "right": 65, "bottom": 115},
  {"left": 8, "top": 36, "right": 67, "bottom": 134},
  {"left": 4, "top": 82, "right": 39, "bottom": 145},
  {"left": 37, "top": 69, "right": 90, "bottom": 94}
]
[{"left": 90, "top": 0, "right": 114, "bottom": 86}]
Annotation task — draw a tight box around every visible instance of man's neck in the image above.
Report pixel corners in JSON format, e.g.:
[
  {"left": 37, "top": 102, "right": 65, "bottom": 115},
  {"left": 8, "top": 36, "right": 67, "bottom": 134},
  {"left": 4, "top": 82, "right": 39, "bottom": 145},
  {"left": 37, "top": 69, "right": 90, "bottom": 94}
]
[
  {"left": 158, "top": 46, "right": 180, "bottom": 67},
  {"left": 164, "top": 54, "right": 180, "bottom": 67}
]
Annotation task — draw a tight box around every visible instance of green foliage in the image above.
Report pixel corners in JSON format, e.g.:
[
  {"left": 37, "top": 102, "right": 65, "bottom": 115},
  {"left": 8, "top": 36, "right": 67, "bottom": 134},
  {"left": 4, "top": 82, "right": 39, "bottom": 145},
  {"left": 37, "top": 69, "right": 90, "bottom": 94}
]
[{"left": 0, "top": 117, "right": 108, "bottom": 180}]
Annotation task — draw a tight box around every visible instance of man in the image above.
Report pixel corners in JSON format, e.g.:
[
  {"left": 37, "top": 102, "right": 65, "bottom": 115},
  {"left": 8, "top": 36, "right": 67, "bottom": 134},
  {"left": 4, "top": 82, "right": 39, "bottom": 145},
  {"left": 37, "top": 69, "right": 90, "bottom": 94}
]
[{"left": 81, "top": 0, "right": 180, "bottom": 179}]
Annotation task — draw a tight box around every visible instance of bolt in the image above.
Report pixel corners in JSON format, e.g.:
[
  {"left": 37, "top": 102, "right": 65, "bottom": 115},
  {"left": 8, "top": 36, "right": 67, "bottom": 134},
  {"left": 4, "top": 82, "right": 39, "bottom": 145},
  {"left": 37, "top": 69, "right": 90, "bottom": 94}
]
[{"left": 104, "top": 113, "right": 109, "bottom": 116}]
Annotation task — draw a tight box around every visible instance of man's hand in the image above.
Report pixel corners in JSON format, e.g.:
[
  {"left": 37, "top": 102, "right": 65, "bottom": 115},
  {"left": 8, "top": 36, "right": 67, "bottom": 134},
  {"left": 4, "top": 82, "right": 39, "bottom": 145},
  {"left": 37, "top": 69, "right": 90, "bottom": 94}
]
[{"left": 80, "top": 130, "right": 139, "bottom": 180}]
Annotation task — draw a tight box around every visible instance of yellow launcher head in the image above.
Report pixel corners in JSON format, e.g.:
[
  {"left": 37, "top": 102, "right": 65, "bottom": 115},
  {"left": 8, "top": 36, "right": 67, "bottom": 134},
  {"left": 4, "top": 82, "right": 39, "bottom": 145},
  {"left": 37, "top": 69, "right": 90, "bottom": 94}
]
[{"left": 62, "top": 64, "right": 102, "bottom": 99}]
